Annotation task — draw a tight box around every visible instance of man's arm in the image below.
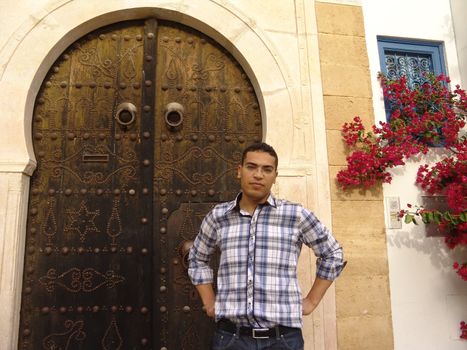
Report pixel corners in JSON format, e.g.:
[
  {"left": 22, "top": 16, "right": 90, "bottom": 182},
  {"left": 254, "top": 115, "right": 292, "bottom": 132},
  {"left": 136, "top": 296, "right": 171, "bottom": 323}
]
[
  {"left": 298, "top": 207, "right": 346, "bottom": 315},
  {"left": 188, "top": 210, "right": 218, "bottom": 317},
  {"left": 195, "top": 283, "right": 216, "bottom": 318},
  {"left": 302, "top": 277, "right": 333, "bottom": 315}
]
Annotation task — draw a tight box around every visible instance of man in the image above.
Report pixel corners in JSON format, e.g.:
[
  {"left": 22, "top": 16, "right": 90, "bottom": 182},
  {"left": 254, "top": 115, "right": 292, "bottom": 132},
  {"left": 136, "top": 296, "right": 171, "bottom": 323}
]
[{"left": 188, "top": 143, "right": 345, "bottom": 350}]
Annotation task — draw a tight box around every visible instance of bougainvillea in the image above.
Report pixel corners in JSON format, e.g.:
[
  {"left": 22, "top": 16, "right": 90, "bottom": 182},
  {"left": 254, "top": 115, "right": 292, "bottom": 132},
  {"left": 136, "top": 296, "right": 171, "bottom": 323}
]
[
  {"left": 453, "top": 262, "right": 467, "bottom": 281},
  {"left": 461, "top": 321, "right": 467, "bottom": 340},
  {"left": 337, "top": 73, "right": 466, "bottom": 339}
]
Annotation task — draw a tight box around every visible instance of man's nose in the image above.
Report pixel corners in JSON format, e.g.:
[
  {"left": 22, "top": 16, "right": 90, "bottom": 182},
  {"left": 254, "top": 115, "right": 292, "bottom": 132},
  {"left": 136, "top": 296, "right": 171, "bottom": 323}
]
[{"left": 253, "top": 168, "right": 264, "bottom": 178}]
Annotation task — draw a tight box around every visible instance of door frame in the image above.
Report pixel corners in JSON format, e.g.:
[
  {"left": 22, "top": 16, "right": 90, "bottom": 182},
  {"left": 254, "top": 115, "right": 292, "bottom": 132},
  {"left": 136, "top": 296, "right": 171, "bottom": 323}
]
[{"left": 0, "top": 1, "right": 336, "bottom": 349}]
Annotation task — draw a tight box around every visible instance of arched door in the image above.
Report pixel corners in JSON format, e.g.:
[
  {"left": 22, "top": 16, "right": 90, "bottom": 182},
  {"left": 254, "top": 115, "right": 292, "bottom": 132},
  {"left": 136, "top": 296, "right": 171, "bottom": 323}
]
[{"left": 19, "top": 18, "right": 262, "bottom": 350}]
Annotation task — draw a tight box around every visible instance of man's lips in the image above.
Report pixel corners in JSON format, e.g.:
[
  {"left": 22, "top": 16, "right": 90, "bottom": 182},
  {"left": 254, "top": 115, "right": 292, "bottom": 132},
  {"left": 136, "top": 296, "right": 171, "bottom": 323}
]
[{"left": 250, "top": 183, "right": 264, "bottom": 187}]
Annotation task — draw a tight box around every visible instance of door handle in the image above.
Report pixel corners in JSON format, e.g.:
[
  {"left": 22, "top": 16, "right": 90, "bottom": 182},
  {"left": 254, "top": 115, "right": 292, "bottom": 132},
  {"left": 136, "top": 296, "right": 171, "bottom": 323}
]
[{"left": 180, "top": 240, "right": 194, "bottom": 269}]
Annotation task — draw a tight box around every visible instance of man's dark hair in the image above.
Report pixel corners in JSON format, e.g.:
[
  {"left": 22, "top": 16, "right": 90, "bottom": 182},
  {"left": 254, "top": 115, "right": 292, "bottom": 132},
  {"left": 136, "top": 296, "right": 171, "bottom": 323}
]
[{"left": 241, "top": 142, "right": 278, "bottom": 169}]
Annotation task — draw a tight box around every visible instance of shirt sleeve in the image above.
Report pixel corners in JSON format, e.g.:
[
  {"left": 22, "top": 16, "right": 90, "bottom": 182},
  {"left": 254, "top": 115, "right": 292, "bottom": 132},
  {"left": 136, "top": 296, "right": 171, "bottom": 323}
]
[
  {"left": 298, "top": 207, "right": 345, "bottom": 281},
  {"left": 188, "top": 209, "right": 218, "bottom": 285}
]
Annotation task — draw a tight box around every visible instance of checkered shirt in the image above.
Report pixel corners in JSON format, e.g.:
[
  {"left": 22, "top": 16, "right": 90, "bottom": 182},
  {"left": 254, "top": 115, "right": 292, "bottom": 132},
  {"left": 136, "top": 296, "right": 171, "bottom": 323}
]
[{"left": 188, "top": 193, "right": 345, "bottom": 328}]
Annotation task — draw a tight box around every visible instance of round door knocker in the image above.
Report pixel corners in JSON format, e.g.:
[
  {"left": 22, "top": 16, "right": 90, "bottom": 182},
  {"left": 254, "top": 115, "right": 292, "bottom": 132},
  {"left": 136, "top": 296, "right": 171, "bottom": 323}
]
[
  {"left": 165, "top": 102, "right": 184, "bottom": 129},
  {"left": 179, "top": 239, "right": 194, "bottom": 270},
  {"left": 115, "top": 102, "right": 137, "bottom": 127}
]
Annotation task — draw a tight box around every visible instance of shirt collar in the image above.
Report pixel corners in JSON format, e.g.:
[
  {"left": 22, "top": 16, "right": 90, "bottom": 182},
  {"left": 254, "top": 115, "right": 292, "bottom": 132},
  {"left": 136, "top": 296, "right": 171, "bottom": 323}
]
[{"left": 224, "top": 192, "right": 277, "bottom": 214}]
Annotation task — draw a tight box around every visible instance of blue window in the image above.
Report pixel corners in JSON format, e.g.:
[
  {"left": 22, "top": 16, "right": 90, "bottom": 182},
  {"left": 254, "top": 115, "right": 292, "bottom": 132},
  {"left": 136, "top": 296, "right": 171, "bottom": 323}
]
[
  {"left": 377, "top": 37, "right": 447, "bottom": 121},
  {"left": 377, "top": 37, "right": 446, "bottom": 89}
]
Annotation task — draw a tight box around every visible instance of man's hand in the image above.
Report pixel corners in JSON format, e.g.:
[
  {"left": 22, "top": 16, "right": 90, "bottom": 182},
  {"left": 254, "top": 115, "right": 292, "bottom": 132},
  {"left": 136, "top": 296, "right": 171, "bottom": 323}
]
[
  {"left": 195, "top": 283, "right": 216, "bottom": 318},
  {"left": 302, "top": 297, "right": 318, "bottom": 315},
  {"left": 302, "top": 277, "right": 333, "bottom": 316},
  {"left": 204, "top": 303, "right": 215, "bottom": 318}
]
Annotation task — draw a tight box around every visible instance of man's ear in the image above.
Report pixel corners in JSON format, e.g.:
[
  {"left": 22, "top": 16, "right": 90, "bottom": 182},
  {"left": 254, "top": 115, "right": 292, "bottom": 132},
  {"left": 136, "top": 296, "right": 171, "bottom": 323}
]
[{"left": 237, "top": 164, "right": 242, "bottom": 179}]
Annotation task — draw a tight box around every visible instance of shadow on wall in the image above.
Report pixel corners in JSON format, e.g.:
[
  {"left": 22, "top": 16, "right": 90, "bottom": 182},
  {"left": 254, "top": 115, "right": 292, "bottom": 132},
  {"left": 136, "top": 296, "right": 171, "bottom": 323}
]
[{"left": 386, "top": 225, "right": 465, "bottom": 282}]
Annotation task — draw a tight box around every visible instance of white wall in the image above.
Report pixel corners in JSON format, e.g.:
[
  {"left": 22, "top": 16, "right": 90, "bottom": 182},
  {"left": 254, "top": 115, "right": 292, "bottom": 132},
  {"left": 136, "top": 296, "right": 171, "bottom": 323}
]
[
  {"left": 451, "top": 0, "right": 467, "bottom": 85},
  {"left": 362, "top": 0, "right": 467, "bottom": 349}
]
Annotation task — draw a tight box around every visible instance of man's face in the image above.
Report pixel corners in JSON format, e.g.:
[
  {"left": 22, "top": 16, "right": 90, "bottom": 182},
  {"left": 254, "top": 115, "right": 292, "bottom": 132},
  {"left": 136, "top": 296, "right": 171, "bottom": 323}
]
[{"left": 237, "top": 151, "right": 278, "bottom": 204}]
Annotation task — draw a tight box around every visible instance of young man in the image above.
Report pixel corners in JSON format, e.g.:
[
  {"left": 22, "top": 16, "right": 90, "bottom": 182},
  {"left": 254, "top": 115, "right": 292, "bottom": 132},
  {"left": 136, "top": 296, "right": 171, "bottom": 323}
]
[{"left": 188, "top": 143, "right": 345, "bottom": 350}]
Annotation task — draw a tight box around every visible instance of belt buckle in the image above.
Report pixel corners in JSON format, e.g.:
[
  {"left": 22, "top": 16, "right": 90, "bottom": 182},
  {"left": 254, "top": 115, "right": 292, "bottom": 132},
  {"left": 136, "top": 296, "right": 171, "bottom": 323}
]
[{"left": 252, "top": 328, "right": 269, "bottom": 339}]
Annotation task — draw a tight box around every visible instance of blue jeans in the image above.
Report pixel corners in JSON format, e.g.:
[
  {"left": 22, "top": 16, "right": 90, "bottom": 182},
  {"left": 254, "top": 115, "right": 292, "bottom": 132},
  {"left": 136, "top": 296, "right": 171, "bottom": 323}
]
[{"left": 212, "top": 328, "right": 304, "bottom": 350}]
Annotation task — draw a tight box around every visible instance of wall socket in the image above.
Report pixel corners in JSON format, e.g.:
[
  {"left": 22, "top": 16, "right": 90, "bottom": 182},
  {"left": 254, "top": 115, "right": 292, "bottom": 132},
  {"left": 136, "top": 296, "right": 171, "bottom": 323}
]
[{"left": 385, "top": 196, "right": 402, "bottom": 229}]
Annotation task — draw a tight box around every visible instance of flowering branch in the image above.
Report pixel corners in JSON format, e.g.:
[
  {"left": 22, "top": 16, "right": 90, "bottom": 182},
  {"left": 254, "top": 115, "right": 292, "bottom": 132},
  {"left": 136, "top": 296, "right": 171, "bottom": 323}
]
[
  {"left": 338, "top": 74, "right": 466, "bottom": 241},
  {"left": 337, "top": 73, "right": 466, "bottom": 339}
]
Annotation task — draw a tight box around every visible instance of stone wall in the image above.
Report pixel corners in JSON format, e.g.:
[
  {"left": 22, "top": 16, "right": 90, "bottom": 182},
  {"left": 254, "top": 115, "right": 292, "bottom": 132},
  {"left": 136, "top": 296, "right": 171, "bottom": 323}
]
[{"left": 315, "top": 2, "right": 394, "bottom": 349}]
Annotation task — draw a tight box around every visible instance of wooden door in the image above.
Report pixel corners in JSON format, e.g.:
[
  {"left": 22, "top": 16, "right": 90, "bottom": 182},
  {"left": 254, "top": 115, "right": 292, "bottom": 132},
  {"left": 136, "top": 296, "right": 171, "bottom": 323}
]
[{"left": 19, "top": 19, "right": 262, "bottom": 350}]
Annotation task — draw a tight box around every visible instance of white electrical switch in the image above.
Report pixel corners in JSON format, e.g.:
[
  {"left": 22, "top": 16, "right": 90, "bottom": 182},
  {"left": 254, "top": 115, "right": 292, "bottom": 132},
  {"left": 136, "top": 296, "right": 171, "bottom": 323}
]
[{"left": 385, "top": 196, "right": 402, "bottom": 229}]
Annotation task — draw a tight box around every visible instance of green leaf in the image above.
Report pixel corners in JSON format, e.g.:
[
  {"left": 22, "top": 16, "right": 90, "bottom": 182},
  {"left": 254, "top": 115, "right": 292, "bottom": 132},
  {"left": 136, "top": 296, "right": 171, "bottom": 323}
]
[
  {"left": 459, "top": 212, "right": 467, "bottom": 222},
  {"left": 404, "top": 214, "right": 415, "bottom": 224},
  {"left": 443, "top": 211, "right": 453, "bottom": 222},
  {"left": 421, "top": 211, "right": 434, "bottom": 224}
]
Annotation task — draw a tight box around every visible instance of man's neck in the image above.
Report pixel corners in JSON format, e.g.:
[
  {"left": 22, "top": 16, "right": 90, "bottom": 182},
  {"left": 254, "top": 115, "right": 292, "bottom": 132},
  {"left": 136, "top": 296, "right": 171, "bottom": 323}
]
[{"left": 239, "top": 194, "right": 268, "bottom": 215}]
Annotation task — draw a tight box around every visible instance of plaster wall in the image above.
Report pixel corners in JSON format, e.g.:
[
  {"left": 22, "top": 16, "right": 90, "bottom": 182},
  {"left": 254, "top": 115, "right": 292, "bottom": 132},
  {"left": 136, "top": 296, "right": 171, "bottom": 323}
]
[
  {"left": 0, "top": 0, "right": 339, "bottom": 349},
  {"left": 362, "top": 0, "right": 467, "bottom": 349},
  {"left": 451, "top": 0, "right": 467, "bottom": 85}
]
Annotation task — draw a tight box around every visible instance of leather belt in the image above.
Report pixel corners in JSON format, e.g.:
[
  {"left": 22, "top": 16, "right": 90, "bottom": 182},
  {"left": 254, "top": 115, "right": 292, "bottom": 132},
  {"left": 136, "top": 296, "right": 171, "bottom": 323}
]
[{"left": 217, "top": 319, "right": 298, "bottom": 339}]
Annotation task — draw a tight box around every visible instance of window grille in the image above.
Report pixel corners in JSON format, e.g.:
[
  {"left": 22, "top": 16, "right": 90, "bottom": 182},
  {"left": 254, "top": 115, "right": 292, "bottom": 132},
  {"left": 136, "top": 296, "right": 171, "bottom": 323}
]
[{"left": 384, "top": 51, "right": 433, "bottom": 89}]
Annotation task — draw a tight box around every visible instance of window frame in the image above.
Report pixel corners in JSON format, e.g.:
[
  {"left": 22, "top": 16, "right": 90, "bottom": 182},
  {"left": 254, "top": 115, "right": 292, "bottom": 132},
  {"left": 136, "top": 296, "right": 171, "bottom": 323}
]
[
  {"left": 377, "top": 36, "right": 447, "bottom": 78},
  {"left": 377, "top": 37, "right": 448, "bottom": 124}
]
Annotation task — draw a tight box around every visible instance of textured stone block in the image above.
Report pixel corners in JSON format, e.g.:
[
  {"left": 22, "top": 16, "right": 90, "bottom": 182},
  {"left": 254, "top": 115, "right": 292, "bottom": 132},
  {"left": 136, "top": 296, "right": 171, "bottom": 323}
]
[
  {"left": 337, "top": 315, "right": 394, "bottom": 350},
  {"left": 316, "top": 2, "right": 365, "bottom": 37},
  {"left": 326, "top": 130, "right": 349, "bottom": 166},
  {"left": 323, "top": 95, "right": 374, "bottom": 130},
  {"left": 336, "top": 275, "right": 392, "bottom": 318},
  {"left": 331, "top": 200, "right": 385, "bottom": 238},
  {"left": 318, "top": 33, "right": 369, "bottom": 67},
  {"left": 337, "top": 239, "right": 390, "bottom": 277},
  {"left": 321, "top": 63, "right": 372, "bottom": 97}
]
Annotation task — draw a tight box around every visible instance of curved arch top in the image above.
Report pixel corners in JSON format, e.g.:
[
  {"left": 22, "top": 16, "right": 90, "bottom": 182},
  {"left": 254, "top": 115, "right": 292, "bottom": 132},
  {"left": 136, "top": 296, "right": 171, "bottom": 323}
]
[{"left": 0, "top": 0, "right": 294, "bottom": 174}]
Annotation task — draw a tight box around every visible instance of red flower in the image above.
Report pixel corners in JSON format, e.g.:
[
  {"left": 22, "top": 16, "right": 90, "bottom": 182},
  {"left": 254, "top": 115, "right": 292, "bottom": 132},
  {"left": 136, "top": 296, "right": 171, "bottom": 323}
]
[
  {"left": 460, "top": 321, "right": 467, "bottom": 340},
  {"left": 338, "top": 73, "right": 466, "bottom": 254}
]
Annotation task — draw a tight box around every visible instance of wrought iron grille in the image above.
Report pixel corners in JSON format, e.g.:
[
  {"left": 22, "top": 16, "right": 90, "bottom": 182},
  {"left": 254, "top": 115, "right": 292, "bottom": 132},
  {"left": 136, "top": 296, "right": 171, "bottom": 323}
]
[{"left": 384, "top": 50, "right": 434, "bottom": 89}]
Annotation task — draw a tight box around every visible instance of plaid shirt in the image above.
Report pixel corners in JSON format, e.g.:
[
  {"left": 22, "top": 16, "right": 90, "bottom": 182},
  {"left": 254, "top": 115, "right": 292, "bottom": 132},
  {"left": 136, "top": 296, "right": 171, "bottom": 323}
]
[{"left": 188, "top": 193, "right": 345, "bottom": 328}]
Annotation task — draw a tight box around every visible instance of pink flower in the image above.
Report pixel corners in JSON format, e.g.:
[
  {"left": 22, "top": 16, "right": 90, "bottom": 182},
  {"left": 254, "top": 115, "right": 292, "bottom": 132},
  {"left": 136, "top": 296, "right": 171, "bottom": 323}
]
[{"left": 337, "top": 73, "right": 466, "bottom": 255}]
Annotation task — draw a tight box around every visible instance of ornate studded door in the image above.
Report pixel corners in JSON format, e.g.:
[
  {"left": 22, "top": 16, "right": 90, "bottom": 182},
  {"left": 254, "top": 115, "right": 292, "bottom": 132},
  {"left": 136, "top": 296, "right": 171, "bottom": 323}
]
[{"left": 19, "top": 19, "right": 262, "bottom": 350}]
